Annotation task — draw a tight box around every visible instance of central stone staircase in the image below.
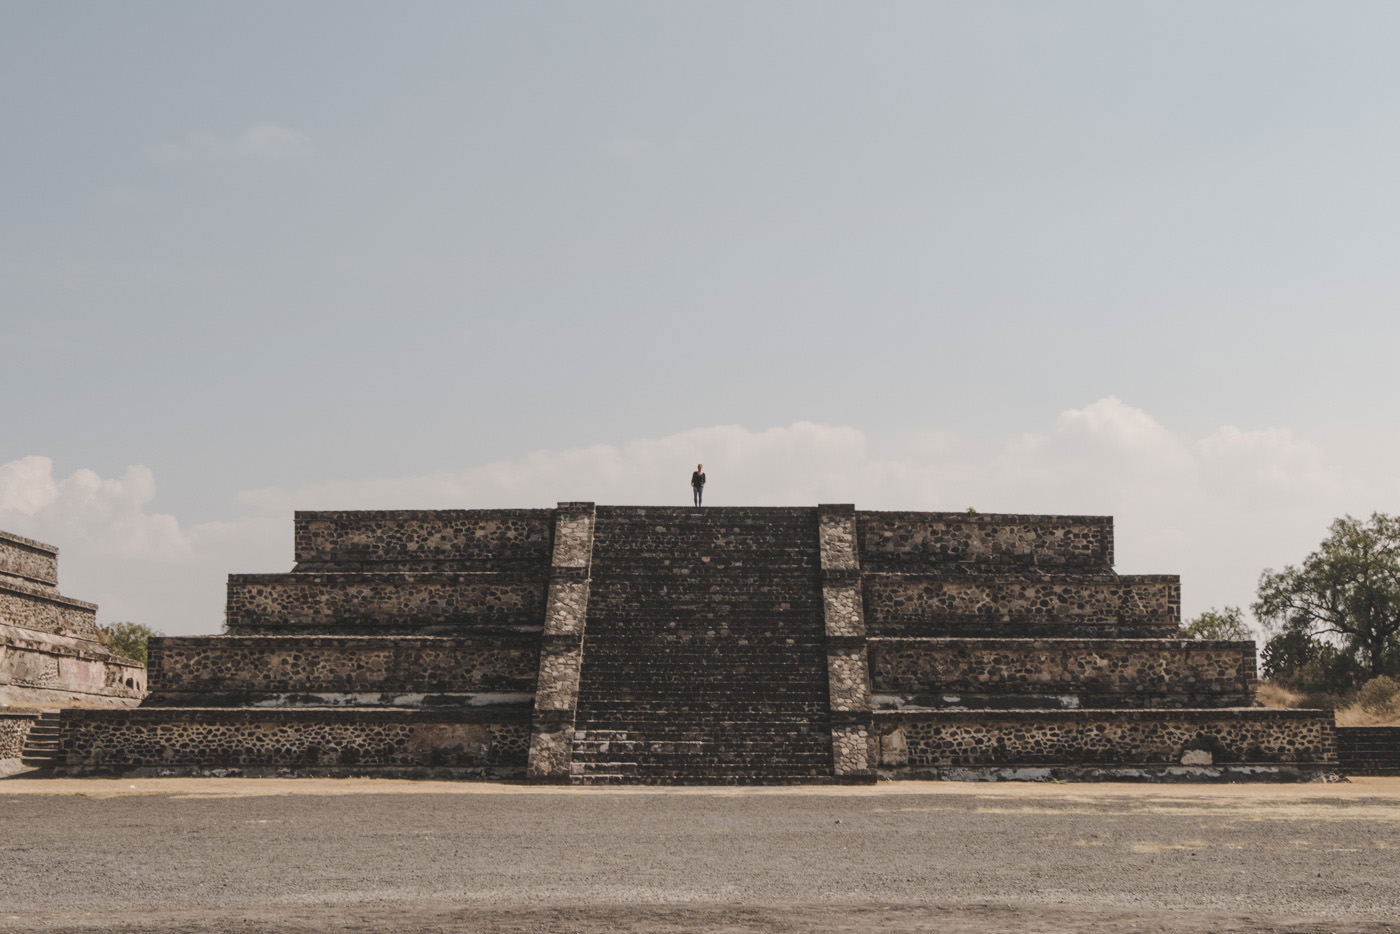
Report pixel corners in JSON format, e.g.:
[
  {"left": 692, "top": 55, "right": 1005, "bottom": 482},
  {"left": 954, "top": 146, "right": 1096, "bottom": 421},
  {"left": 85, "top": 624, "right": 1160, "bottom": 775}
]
[{"left": 571, "top": 507, "right": 834, "bottom": 783}]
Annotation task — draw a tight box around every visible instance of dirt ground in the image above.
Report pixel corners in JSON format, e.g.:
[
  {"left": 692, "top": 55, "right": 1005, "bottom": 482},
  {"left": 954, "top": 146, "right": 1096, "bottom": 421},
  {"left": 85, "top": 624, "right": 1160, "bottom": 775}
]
[{"left": 2, "top": 776, "right": 1399, "bottom": 933}]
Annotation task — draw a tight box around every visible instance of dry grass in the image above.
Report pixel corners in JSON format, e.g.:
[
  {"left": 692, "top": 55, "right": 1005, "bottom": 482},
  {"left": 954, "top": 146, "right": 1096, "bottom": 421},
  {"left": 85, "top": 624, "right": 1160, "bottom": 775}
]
[
  {"left": 1255, "top": 682, "right": 1303, "bottom": 709},
  {"left": 1256, "top": 680, "right": 1400, "bottom": 726},
  {"left": 1334, "top": 705, "right": 1400, "bottom": 727}
]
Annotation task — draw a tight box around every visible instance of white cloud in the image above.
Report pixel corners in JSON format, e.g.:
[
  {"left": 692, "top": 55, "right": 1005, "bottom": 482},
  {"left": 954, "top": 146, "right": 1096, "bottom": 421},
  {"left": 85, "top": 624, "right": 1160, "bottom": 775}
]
[
  {"left": 0, "top": 455, "right": 60, "bottom": 516},
  {"left": 1, "top": 399, "right": 1382, "bottom": 638},
  {"left": 0, "top": 458, "right": 190, "bottom": 560},
  {"left": 147, "top": 123, "right": 311, "bottom": 166}
]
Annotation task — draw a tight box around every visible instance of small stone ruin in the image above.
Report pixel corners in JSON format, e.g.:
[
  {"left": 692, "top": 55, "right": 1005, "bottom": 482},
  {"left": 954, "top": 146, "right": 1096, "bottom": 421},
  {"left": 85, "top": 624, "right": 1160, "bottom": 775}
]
[{"left": 1, "top": 530, "right": 146, "bottom": 766}]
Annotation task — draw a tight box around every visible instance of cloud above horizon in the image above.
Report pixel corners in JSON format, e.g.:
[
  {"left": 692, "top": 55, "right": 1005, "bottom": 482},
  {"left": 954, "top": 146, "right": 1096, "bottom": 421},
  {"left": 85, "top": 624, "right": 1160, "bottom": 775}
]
[
  {"left": 146, "top": 122, "right": 311, "bottom": 166},
  {"left": 0, "top": 398, "right": 1383, "bottom": 637}
]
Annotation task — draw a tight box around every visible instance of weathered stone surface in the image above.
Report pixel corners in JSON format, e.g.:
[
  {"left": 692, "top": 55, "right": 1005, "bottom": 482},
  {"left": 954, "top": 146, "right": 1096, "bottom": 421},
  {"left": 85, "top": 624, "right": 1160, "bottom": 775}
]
[
  {"left": 874, "top": 709, "right": 1335, "bottom": 769},
  {"left": 294, "top": 509, "right": 553, "bottom": 570},
  {"left": 550, "top": 510, "right": 595, "bottom": 569},
  {"left": 826, "top": 647, "right": 870, "bottom": 712},
  {"left": 533, "top": 647, "right": 582, "bottom": 711},
  {"left": 1335, "top": 726, "right": 1400, "bottom": 775},
  {"left": 831, "top": 724, "right": 870, "bottom": 776},
  {"left": 0, "top": 580, "right": 99, "bottom": 640},
  {"left": 145, "top": 635, "right": 536, "bottom": 699},
  {"left": 0, "top": 711, "right": 35, "bottom": 759},
  {"left": 0, "top": 530, "right": 59, "bottom": 588},
  {"left": 818, "top": 506, "right": 872, "bottom": 777},
  {"left": 869, "top": 638, "right": 1255, "bottom": 708},
  {"left": 1, "top": 627, "right": 146, "bottom": 707},
  {"left": 543, "top": 580, "right": 589, "bottom": 637},
  {"left": 527, "top": 504, "right": 595, "bottom": 782},
  {"left": 56, "top": 707, "right": 530, "bottom": 772},
  {"left": 225, "top": 572, "right": 546, "bottom": 632},
  {"left": 525, "top": 726, "right": 574, "bottom": 782},
  {"left": 858, "top": 512, "right": 1113, "bottom": 570},
  {"left": 55, "top": 504, "right": 1341, "bottom": 782},
  {"left": 818, "top": 507, "right": 858, "bottom": 570},
  {"left": 822, "top": 585, "right": 865, "bottom": 638},
  {"left": 1, "top": 528, "right": 146, "bottom": 714},
  {"left": 863, "top": 573, "right": 1180, "bottom": 637}
]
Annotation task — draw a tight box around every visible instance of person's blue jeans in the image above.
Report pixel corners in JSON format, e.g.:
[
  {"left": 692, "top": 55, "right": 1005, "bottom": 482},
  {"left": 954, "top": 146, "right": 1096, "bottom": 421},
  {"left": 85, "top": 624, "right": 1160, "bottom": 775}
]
[{"left": 693, "top": 485, "right": 703, "bottom": 506}]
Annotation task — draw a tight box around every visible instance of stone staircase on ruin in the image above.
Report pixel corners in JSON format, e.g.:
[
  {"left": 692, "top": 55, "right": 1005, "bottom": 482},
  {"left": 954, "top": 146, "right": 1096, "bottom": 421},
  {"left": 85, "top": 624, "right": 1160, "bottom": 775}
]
[
  {"left": 19, "top": 711, "right": 62, "bottom": 769},
  {"left": 571, "top": 507, "right": 834, "bottom": 784}
]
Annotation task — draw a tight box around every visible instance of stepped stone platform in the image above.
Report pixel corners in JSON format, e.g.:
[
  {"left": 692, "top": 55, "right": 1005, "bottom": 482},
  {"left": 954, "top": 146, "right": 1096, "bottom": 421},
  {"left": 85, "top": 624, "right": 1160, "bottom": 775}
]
[
  {"left": 52, "top": 506, "right": 1338, "bottom": 782},
  {"left": 1, "top": 530, "right": 145, "bottom": 768}
]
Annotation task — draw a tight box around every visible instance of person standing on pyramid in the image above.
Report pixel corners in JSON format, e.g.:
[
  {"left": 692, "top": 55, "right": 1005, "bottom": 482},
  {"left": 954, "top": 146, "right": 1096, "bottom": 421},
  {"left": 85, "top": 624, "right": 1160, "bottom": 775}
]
[{"left": 691, "top": 464, "right": 706, "bottom": 506}]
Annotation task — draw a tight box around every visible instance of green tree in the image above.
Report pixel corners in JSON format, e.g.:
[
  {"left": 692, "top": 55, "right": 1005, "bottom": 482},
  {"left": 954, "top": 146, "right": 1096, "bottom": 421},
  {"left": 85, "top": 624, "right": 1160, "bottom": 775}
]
[
  {"left": 1182, "top": 606, "right": 1252, "bottom": 641},
  {"left": 1254, "top": 513, "right": 1400, "bottom": 682},
  {"left": 97, "top": 621, "right": 160, "bottom": 664}
]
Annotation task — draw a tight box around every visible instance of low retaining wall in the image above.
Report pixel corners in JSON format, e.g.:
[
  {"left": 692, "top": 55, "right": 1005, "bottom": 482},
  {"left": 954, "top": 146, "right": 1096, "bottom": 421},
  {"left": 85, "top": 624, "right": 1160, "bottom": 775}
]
[
  {"left": 145, "top": 635, "right": 539, "bottom": 701},
  {"left": 863, "top": 574, "right": 1179, "bottom": 637},
  {"left": 873, "top": 709, "right": 1336, "bottom": 778},
  {"left": 0, "top": 579, "right": 99, "bottom": 639},
  {"left": 1337, "top": 726, "right": 1400, "bottom": 775},
  {"left": 0, "top": 530, "right": 59, "bottom": 587},
  {"left": 55, "top": 707, "right": 531, "bottom": 776},
  {"left": 869, "top": 638, "right": 1255, "bottom": 708},
  {"left": 857, "top": 512, "right": 1113, "bottom": 570},
  {"left": 294, "top": 509, "right": 554, "bottom": 570},
  {"left": 225, "top": 572, "right": 547, "bottom": 632}
]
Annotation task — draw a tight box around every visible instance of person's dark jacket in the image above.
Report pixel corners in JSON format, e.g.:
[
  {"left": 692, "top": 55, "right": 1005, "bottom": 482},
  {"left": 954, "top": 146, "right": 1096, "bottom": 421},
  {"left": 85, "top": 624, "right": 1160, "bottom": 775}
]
[{"left": 691, "top": 471, "right": 706, "bottom": 488}]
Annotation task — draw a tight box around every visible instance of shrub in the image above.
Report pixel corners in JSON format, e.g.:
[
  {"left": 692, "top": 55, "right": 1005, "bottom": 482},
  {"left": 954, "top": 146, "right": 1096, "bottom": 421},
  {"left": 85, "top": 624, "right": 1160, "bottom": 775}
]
[
  {"left": 1356, "top": 676, "right": 1400, "bottom": 717},
  {"left": 1299, "top": 691, "right": 1340, "bottom": 712},
  {"left": 97, "top": 621, "right": 160, "bottom": 664}
]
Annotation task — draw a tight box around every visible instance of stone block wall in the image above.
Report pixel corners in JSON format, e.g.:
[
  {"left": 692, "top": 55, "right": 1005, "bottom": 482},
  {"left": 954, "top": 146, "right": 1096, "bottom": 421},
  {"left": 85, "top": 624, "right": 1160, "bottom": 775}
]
[
  {"left": 0, "top": 580, "right": 99, "bottom": 640},
  {"left": 0, "top": 711, "right": 36, "bottom": 760},
  {"left": 863, "top": 574, "right": 1180, "bottom": 637},
  {"left": 0, "top": 531, "right": 59, "bottom": 588},
  {"left": 857, "top": 512, "right": 1113, "bottom": 570},
  {"left": 874, "top": 708, "right": 1336, "bottom": 774},
  {"left": 1336, "top": 727, "right": 1400, "bottom": 775},
  {"left": 225, "top": 572, "right": 546, "bottom": 632},
  {"left": 0, "top": 631, "right": 146, "bottom": 707},
  {"left": 869, "top": 638, "right": 1256, "bottom": 708},
  {"left": 145, "top": 635, "right": 538, "bottom": 702},
  {"left": 55, "top": 707, "right": 530, "bottom": 776},
  {"left": 294, "top": 509, "right": 553, "bottom": 571}
]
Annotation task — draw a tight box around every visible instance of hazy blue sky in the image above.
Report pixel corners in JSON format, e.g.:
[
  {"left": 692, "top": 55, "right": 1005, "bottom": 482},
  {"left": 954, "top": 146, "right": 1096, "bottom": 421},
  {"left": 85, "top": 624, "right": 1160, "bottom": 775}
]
[{"left": 3, "top": 2, "right": 1398, "bottom": 635}]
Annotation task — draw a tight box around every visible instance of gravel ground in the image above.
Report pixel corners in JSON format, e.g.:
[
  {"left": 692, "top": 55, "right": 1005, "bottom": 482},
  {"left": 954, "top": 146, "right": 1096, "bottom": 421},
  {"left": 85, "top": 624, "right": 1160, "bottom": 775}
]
[{"left": 2, "top": 777, "right": 1398, "bottom": 933}]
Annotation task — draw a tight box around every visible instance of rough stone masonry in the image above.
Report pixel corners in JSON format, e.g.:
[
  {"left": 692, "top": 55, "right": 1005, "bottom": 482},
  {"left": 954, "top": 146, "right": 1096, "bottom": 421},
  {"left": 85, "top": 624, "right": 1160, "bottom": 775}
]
[
  {"left": 1, "top": 529, "right": 146, "bottom": 767},
  {"left": 51, "top": 506, "right": 1339, "bottom": 783}
]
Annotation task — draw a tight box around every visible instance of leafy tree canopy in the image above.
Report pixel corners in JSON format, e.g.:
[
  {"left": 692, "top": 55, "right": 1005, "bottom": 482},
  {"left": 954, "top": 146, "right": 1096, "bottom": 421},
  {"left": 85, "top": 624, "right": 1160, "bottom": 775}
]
[
  {"left": 1182, "top": 606, "right": 1252, "bottom": 641},
  {"left": 97, "top": 621, "right": 160, "bottom": 664},
  {"left": 1254, "top": 513, "right": 1400, "bottom": 684}
]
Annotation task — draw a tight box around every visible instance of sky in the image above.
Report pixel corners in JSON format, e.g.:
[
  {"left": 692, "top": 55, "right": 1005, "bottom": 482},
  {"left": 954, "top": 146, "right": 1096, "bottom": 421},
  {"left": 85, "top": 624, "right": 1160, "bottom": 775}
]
[{"left": 3, "top": 1, "right": 1399, "bottom": 637}]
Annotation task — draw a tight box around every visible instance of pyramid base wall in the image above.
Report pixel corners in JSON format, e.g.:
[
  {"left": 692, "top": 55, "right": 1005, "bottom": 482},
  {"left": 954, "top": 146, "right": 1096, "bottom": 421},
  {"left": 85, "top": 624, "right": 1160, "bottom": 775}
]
[
  {"left": 52, "top": 707, "right": 530, "bottom": 777},
  {"left": 873, "top": 708, "right": 1336, "bottom": 781},
  {"left": 879, "top": 763, "right": 1342, "bottom": 782}
]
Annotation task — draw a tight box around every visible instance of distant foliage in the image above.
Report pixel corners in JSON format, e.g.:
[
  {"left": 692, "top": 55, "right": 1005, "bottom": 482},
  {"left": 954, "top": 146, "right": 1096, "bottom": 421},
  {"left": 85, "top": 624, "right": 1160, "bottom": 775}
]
[
  {"left": 1254, "top": 513, "right": 1400, "bottom": 691},
  {"left": 1357, "top": 676, "right": 1400, "bottom": 717},
  {"left": 1181, "top": 606, "right": 1252, "bottom": 641},
  {"left": 98, "top": 621, "right": 160, "bottom": 664}
]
